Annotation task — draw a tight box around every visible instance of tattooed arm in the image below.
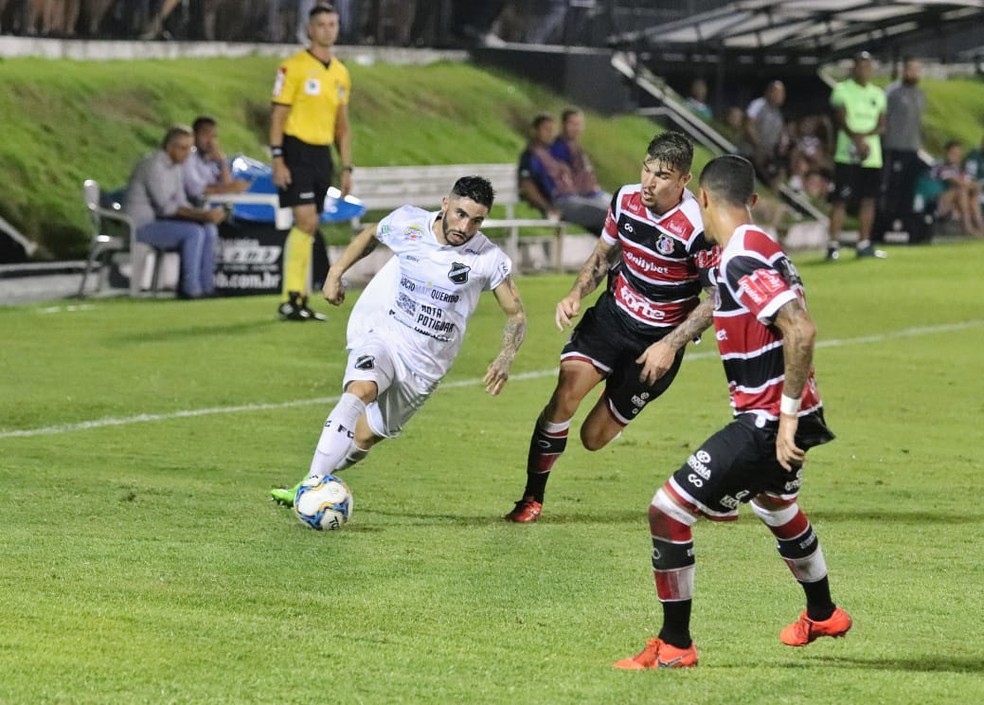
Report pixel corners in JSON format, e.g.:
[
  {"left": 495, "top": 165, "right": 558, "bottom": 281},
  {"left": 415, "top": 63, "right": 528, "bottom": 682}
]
[
  {"left": 486, "top": 275, "right": 527, "bottom": 396},
  {"left": 323, "top": 223, "right": 380, "bottom": 305},
  {"left": 772, "top": 297, "right": 817, "bottom": 471},
  {"left": 555, "top": 238, "right": 618, "bottom": 330},
  {"left": 636, "top": 291, "right": 716, "bottom": 385}
]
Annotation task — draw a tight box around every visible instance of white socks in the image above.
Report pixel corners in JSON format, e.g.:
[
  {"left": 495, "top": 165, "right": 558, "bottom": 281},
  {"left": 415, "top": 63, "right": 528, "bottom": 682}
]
[{"left": 308, "top": 393, "right": 366, "bottom": 478}]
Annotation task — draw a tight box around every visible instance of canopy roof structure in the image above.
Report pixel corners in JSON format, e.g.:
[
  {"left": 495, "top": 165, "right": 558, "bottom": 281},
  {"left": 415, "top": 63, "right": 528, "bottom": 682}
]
[{"left": 610, "top": 0, "right": 984, "bottom": 66}]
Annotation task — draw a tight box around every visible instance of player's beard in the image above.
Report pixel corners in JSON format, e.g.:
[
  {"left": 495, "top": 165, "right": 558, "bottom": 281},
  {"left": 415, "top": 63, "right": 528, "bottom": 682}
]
[{"left": 442, "top": 216, "right": 470, "bottom": 246}]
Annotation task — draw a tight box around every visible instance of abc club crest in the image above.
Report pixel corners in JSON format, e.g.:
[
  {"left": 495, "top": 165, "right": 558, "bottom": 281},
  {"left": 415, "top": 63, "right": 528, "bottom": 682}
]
[
  {"left": 656, "top": 235, "right": 675, "bottom": 255},
  {"left": 448, "top": 262, "right": 470, "bottom": 284}
]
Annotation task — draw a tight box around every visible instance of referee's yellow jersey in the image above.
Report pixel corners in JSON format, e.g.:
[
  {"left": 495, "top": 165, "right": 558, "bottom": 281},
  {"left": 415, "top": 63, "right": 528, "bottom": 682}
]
[{"left": 272, "top": 50, "right": 351, "bottom": 147}]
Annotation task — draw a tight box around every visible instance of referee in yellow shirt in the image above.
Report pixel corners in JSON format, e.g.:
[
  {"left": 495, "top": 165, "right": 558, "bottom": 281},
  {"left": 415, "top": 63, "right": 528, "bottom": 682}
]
[{"left": 270, "top": 3, "right": 353, "bottom": 321}]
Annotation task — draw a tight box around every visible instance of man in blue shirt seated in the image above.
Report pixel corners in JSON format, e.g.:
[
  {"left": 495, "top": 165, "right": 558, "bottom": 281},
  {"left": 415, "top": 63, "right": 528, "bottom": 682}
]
[
  {"left": 125, "top": 125, "right": 228, "bottom": 298},
  {"left": 517, "top": 112, "right": 608, "bottom": 236},
  {"left": 183, "top": 115, "right": 252, "bottom": 204}
]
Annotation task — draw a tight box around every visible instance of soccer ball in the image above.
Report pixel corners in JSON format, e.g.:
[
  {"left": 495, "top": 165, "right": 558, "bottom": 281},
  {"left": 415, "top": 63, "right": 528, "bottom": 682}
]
[{"left": 293, "top": 475, "right": 353, "bottom": 531}]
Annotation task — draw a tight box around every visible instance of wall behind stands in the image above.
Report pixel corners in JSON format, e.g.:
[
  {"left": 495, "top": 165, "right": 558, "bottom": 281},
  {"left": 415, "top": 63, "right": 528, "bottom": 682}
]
[{"left": 472, "top": 46, "right": 634, "bottom": 116}]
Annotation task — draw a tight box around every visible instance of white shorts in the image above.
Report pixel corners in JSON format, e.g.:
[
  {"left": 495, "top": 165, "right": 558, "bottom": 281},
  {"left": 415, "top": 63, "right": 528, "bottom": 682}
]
[{"left": 343, "top": 334, "right": 439, "bottom": 439}]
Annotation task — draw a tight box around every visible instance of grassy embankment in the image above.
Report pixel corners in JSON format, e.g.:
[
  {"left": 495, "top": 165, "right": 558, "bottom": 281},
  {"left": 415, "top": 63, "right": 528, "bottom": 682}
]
[
  {"left": 1, "top": 55, "right": 980, "bottom": 259},
  {"left": 0, "top": 55, "right": 666, "bottom": 259}
]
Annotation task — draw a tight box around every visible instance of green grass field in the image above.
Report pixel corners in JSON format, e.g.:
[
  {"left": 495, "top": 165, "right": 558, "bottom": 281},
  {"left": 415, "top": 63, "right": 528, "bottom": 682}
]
[{"left": 1, "top": 241, "right": 983, "bottom": 704}]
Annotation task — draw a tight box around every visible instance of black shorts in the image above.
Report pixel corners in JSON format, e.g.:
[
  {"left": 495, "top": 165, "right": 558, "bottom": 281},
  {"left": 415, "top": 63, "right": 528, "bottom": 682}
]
[
  {"left": 830, "top": 163, "right": 881, "bottom": 203},
  {"left": 665, "top": 411, "right": 835, "bottom": 520},
  {"left": 279, "top": 135, "right": 333, "bottom": 212},
  {"left": 561, "top": 292, "right": 685, "bottom": 424}
]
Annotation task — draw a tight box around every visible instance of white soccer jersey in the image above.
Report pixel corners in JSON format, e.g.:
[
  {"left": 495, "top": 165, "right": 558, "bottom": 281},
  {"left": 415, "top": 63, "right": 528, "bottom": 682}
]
[{"left": 346, "top": 205, "right": 512, "bottom": 382}]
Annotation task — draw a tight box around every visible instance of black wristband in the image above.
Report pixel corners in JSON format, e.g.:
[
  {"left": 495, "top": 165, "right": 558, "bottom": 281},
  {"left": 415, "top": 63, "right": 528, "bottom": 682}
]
[
  {"left": 341, "top": 165, "right": 354, "bottom": 173},
  {"left": 270, "top": 146, "right": 284, "bottom": 158}
]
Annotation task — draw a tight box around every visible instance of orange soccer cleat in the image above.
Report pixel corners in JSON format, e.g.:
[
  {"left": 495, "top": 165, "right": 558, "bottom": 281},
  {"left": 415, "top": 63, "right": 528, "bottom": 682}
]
[
  {"left": 780, "top": 607, "right": 853, "bottom": 646},
  {"left": 613, "top": 638, "right": 698, "bottom": 670},
  {"left": 504, "top": 496, "right": 542, "bottom": 523}
]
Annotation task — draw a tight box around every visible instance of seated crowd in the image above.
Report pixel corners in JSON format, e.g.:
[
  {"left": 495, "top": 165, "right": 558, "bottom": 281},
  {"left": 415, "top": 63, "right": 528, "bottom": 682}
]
[
  {"left": 683, "top": 70, "right": 984, "bottom": 240},
  {"left": 517, "top": 108, "right": 610, "bottom": 237},
  {"left": 123, "top": 118, "right": 251, "bottom": 299}
]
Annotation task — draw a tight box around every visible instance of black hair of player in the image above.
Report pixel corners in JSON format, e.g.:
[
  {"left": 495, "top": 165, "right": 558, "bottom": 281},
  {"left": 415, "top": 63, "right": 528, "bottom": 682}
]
[
  {"left": 531, "top": 112, "right": 555, "bottom": 130},
  {"left": 646, "top": 132, "right": 694, "bottom": 174},
  {"left": 452, "top": 176, "right": 496, "bottom": 210},
  {"left": 699, "top": 155, "right": 756, "bottom": 207},
  {"left": 310, "top": 3, "right": 336, "bottom": 19}
]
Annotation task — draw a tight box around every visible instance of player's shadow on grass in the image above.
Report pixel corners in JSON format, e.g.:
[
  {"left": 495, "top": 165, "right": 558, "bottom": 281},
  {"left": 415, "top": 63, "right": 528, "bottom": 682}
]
[
  {"left": 111, "top": 320, "right": 279, "bottom": 344},
  {"left": 809, "top": 654, "right": 984, "bottom": 674},
  {"left": 808, "top": 509, "right": 981, "bottom": 525}
]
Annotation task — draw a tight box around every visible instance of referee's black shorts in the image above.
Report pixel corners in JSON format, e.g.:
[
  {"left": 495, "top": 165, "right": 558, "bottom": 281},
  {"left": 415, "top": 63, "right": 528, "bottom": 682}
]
[{"left": 278, "top": 135, "right": 334, "bottom": 212}]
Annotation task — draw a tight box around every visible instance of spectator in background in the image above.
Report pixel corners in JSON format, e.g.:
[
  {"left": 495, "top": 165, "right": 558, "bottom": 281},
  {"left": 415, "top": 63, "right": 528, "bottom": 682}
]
[
  {"left": 827, "top": 51, "right": 887, "bottom": 260},
  {"left": 551, "top": 107, "right": 611, "bottom": 207},
  {"left": 926, "top": 141, "right": 984, "bottom": 236},
  {"left": 183, "top": 116, "right": 251, "bottom": 203},
  {"left": 294, "top": 0, "right": 315, "bottom": 42},
  {"left": 125, "top": 125, "right": 227, "bottom": 299},
  {"left": 964, "top": 134, "right": 984, "bottom": 203},
  {"left": 719, "top": 105, "right": 746, "bottom": 148},
  {"left": 451, "top": 0, "right": 507, "bottom": 46},
  {"left": 743, "top": 81, "right": 789, "bottom": 190},
  {"left": 685, "top": 78, "right": 713, "bottom": 121},
  {"left": 517, "top": 112, "right": 608, "bottom": 236},
  {"left": 883, "top": 57, "right": 926, "bottom": 219},
  {"left": 80, "top": 0, "right": 116, "bottom": 36},
  {"left": 788, "top": 114, "right": 833, "bottom": 198},
  {"left": 518, "top": 113, "right": 567, "bottom": 221}
]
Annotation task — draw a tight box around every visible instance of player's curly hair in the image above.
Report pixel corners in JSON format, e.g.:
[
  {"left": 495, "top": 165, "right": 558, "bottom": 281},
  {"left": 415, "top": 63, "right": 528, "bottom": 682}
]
[
  {"left": 645, "top": 132, "right": 694, "bottom": 174},
  {"left": 452, "top": 176, "right": 496, "bottom": 209}
]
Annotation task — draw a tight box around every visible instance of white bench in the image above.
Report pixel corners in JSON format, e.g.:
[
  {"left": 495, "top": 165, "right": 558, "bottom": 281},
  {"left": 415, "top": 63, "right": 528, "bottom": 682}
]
[{"left": 351, "top": 163, "right": 568, "bottom": 272}]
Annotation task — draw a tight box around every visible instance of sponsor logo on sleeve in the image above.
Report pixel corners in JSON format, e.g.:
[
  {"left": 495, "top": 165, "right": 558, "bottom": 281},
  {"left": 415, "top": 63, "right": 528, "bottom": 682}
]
[
  {"left": 660, "top": 210, "right": 691, "bottom": 238},
  {"left": 738, "top": 269, "right": 787, "bottom": 307},
  {"left": 272, "top": 67, "right": 287, "bottom": 97},
  {"left": 695, "top": 246, "right": 720, "bottom": 270}
]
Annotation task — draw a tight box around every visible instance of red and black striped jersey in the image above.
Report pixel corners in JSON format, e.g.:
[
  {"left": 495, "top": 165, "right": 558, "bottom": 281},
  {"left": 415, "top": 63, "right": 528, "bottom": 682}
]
[
  {"left": 713, "top": 225, "right": 822, "bottom": 420},
  {"left": 602, "top": 185, "right": 718, "bottom": 332}
]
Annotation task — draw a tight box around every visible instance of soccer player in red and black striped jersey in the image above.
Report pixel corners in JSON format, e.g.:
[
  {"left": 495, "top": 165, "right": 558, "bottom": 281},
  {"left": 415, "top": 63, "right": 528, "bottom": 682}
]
[
  {"left": 505, "top": 132, "right": 719, "bottom": 523},
  {"left": 614, "top": 155, "right": 851, "bottom": 670}
]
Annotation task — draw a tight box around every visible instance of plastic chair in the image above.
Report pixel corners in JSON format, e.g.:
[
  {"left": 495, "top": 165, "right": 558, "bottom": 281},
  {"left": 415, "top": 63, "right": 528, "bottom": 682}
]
[{"left": 77, "top": 179, "right": 167, "bottom": 298}]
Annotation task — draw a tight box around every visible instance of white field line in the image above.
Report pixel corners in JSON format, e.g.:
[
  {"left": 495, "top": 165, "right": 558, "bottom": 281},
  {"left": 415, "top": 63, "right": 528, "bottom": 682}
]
[{"left": 1, "top": 319, "right": 981, "bottom": 441}]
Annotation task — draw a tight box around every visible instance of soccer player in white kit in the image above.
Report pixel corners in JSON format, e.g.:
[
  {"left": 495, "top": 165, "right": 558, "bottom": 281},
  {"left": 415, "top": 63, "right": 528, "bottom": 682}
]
[{"left": 270, "top": 176, "right": 527, "bottom": 505}]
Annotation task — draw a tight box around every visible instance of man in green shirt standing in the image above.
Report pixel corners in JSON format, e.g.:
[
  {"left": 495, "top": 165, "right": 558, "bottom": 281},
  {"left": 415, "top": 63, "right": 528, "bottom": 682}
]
[{"left": 827, "top": 52, "right": 887, "bottom": 260}]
